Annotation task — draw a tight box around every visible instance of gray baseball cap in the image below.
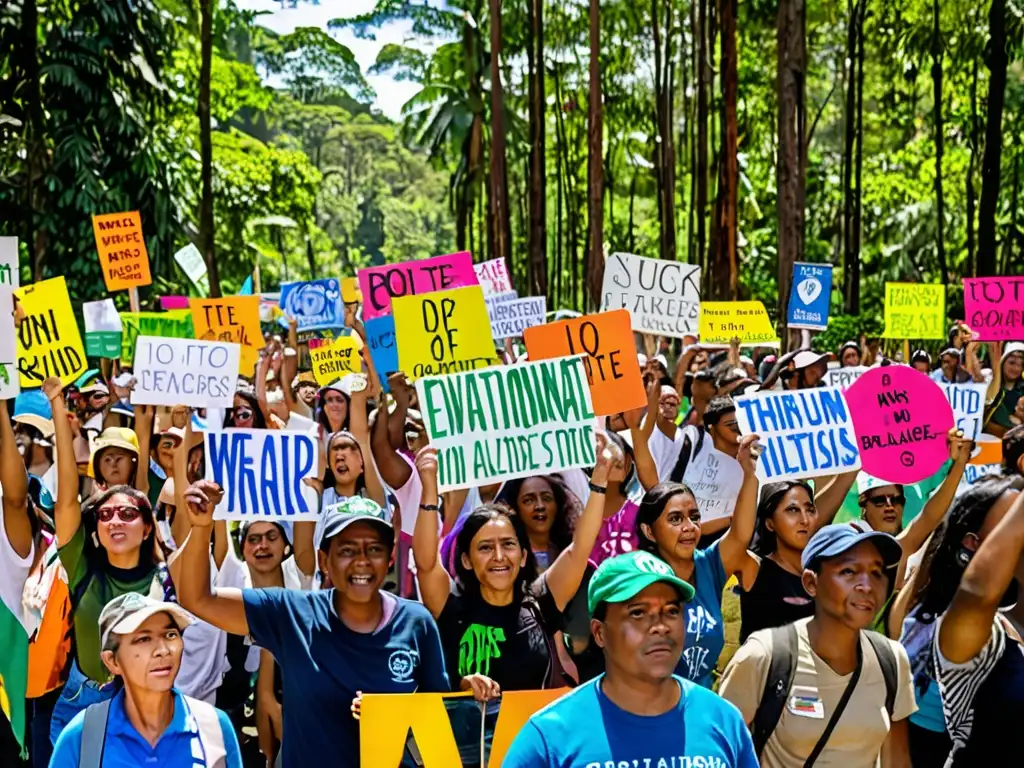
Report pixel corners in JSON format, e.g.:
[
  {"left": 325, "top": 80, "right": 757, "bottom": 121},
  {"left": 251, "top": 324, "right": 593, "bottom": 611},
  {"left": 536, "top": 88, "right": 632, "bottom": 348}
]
[{"left": 99, "top": 593, "right": 195, "bottom": 652}]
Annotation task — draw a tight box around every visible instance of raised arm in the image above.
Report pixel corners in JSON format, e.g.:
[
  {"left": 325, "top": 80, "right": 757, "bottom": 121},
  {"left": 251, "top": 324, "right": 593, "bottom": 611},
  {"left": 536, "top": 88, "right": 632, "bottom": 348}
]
[
  {"left": 629, "top": 379, "right": 661, "bottom": 491},
  {"left": 387, "top": 372, "right": 415, "bottom": 450},
  {"left": 48, "top": 377, "right": 81, "bottom": 548},
  {"left": 254, "top": 349, "right": 275, "bottom": 427},
  {"left": 411, "top": 447, "right": 451, "bottom": 618},
  {"left": 813, "top": 469, "right": 858, "bottom": 527},
  {"left": 134, "top": 404, "right": 155, "bottom": 494},
  {"left": 0, "top": 399, "right": 32, "bottom": 558},
  {"left": 349, "top": 383, "right": 386, "bottom": 508},
  {"left": 370, "top": 391, "right": 412, "bottom": 490},
  {"left": 898, "top": 431, "right": 970, "bottom": 562},
  {"left": 673, "top": 345, "right": 698, "bottom": 395},
  {"left": 718, "top": 434, "right": 761, "bottom": 573}
]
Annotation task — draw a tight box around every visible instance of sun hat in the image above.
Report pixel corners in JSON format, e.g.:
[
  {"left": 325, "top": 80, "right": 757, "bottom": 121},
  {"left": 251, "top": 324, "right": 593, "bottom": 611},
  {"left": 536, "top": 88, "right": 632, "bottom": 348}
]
[
  {"left": 99, "top": 593, "right": 195, "bottom": 652},
  {"left": 801, "top": 521, "right": 902, "bottom": 571},
  {"left": 793, "top": 351, "right": 828, "bottom": 370},
  {"left": 13, "top": 391, "right": 55, "bottom": 438},
  {"left": 587, "top": 551, "right": 695, "bottom": 616},
  {"left": 88, "top": 427, "right": 140, "bottom": 478}
]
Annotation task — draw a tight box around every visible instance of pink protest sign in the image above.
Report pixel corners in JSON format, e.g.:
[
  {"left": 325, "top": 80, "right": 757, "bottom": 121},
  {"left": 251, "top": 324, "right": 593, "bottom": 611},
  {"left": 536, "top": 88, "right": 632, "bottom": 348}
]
[
  {"left": 357, "top": 252, "right": 478, "bottom": 321},
  {"left": 845, "top": 365, "right": 954, "bottom": 484},
  {"left": 160, "top": 296, "right": 190, "bottom": 310},
  {"left": 473, "top": 258, "right": 514, "bottom": 297},
  {"left": 964, "top": 277, "right": 1024, "bottom": 341}
]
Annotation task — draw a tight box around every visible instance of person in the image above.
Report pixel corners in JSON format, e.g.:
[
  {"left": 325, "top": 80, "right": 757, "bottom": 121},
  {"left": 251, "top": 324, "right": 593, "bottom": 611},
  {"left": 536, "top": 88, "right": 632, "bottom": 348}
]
[
  {"left": 839, "top": 341, "right": 861, "bottom": 368},
  {"left": 719, "top": 522, "right": 916, "bottom": 767},
  {"left": 1005, "top": 424, "right": 1024, "bottom": 477},
  {"left": 175, "top": 483, "right": 448, "bottom": 768},
  {"left": 679, "top": 369, "right": 716, "bottom": 429},
  {"left": 648, "top": 385, "right": 685, "bottom": 480},
  {"left": 790, "top": 350, "right": 828, "bottom": 389},
  {"left": 12, "top": 390, "right": 55, "bottom": 481},
  {"left": 223, "top": 387, "right": 265, "bottom": 429},
  {"left": 493, "top": 474, "right": 582, "bottom": 575},
  {"left": 502, "top": 550, "right": 757, "bottom": 768},
  {"left": 316, "top": 382, "right": 350, "bottom": 437},
  {"left": 89, "top": 426, "right": 146, "bottom": 491},
  {"left": 911, "top": 350, "right": 932, "bottom": 375},
  {"left": 930, "top": 348, "right": 974, "bottom": 385},
  {"left": 985, "top": 342, "right": 1024, "bottom": 437},
  {"left": 49, "top": 593, "right": 241, "bottom": 768}
]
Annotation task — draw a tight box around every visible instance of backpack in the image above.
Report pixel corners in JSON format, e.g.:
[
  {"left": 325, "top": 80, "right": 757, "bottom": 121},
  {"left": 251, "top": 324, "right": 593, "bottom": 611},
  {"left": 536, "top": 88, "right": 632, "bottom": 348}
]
[
  {"left": 669, "top": 426, "right": 706, "bottom": 483},
  {"left": 78, "top": 694, "right": 227, "bottom": 767},
  {"left": 751, "top": 623, "right": 898, "bottom": 760}
]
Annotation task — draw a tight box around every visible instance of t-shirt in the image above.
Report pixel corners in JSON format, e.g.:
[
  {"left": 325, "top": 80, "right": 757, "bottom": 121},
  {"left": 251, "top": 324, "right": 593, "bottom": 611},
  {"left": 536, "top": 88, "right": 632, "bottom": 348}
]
[
  {"left": 503, "top": 675, "right": 758, "bottom": 768},
  {"left": 650, "top": 423, "right": 686, "bottom": 481},
  {"left": 719, "top": 617, "right": 917, "bottom": 768},
  {"left": 0, "top": 498, "right": 35, "bottom": 632},
  {"left": 739, "top": 556, "right": 814, "bottom": 643},
  {"left": 683, "top": 444, "right": 744, "bottom": 521},
  {"left": 991, "top": 380, "right": 1024, "bottom": 428},
  {"left": 242, "top": 587, "right": 449, "bottom": 767},
  {"left": 592, "top": 500, "right": 640, "bottom": 565},
  {"left": 676, "top": 539, "right": 728, "bottom": 688}
]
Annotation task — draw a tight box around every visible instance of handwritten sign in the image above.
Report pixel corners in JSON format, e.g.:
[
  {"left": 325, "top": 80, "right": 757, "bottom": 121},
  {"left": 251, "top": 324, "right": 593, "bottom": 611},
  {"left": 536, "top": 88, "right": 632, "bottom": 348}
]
[
  {"left": 131, "top": 337, "right": 239, "bottom": 408},
  {"left": 941, "top": 382, "right": 989, "bottom": 442},
  {"left": 363, "top": 315, "right": 397, "bottom": 392},
  {"left": 882, "top": 283, "right": 945, "bottom": 339},
  {"left": 341, "top": 276, "right": 362, "bottom": 304},
  {"left": 393, "top": 286, "right": 497, "bottom": 380},
  {"left": 682, "top": 447, "right": 743, "bottom": 521},
  {"left": 159, "top": 296, "right": 190, "bottom": 310},
  {"left": 600, "top": 253, "right": 701, "bottom": 338},
  {"left": 82, "top": 299, "right": 123, "bottom": 358},
  {"left": 523, "top": 309, "right": 645, "bottom": 417},
  {"left": 845, "top": 366, "right": 954, "bottom": 484},
  {"left": 173, "top": 243, "right": 209, "bottom": 295},
  {"left": 0, "top": 238, "right": 19, "bottom": 398},
  {"left": 14, "top": 277, "right": 87, "bottom": 388},
  {"left": 279, "top": 278, "right": 343, "bottom": 332},
  {"left": 417, "top": 357, "right": 598, "bottom": 499},
  {"left": 698, "top": 301, "right": 779, "bottom": 346},
  {"left": 735, "top": 387, "right": 861, "bottom": 481},
  {"left": 824, "top": 365, "right": 869, "bottom": 390},
  {"left": 191, "top": 297, "right": 263, "bottom": 374},
  {"left": 120, "top": 310, "right": 194, "bottom": 366},
  {"left": 488, "top": 296, "right": 546, "bottom": 339},
  {"left": 308, "top": 337, "right": 362, "bottom": 385},
  {"left": 963, "top": 277, "right": 1024, "bottom": 341},
  {"left": 0, "top": 237, "right": 19, "bottom": 288},
  {"left": 357, "top": 252, "right": 478, "bottom": 321},
  {"left": 473, "top": 258, "right": 514, "bottom": 297},
  {"left": 91, "top": 212, "right": 152, "bottom": 292},
  {"left": 787, "top": 262, "right": 833, "bottom": 331},
  {"left": 205, "top": 429, "right": 319, "bottom": 521}
]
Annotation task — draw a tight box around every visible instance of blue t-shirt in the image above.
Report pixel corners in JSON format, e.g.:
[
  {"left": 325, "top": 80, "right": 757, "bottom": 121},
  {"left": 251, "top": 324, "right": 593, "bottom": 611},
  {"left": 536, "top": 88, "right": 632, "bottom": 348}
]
[
  {"left": 503, "top": 675, "right": 757, "bottom": 768},
  {"left": 676, "top": 539, "right": 728, "bottom": 687},
  {"left": 50, "top": 688, "right": 241, "bottom": 768},
  {"left": 242, "top": 588, "right": 449, "bottom": 767}
]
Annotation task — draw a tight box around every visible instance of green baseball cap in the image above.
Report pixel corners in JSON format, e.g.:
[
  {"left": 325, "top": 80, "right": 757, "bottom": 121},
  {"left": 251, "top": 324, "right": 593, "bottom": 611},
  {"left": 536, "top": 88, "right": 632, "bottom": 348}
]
[{"left": 587, "top": 551, "right": 695, "bottom": 616}]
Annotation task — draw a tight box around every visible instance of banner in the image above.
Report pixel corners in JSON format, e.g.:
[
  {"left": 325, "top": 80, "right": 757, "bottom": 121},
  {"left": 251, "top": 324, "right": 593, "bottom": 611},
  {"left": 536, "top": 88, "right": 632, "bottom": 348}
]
[
  {"left": 358, "top": 252, "right": 478, "bottom": 321},
  {"left": 363, "top": 315, "right": 397, "bottom": 392},
  {"left": 279, "top": 278, "right": 344, "bottom": 332},
  {"left": 191, "top": 296, "right": 263, "bottom": 374},
  {"left": 523, "top": 309, "right": 645, "bottom": 416},
  {"left": 0, "top": 238, "right": 18, "bottom": 398},
  {"left": 787, "top": 262, "right": 833, "bottom": 331},
  {"left": 393, "top": 286, "right": 497, "bottom": 380},
  {"left": 963, "top": 277, "right": 1024, "bottom": 341},
  {"left": 473, "top": 258, "right": 515, "bottom": 298},
  {"left": 173, "top": 243, "right": 209, "bottom": 295},
  {"left": 92, "top": 211, "right": 152, "bottom": 292},
  {"left": 14, "top": 277, "right": 87, "bottom": 388},
  {"left": 205, "top": 429, "right": 319, "bottom": 521},
  {"left": 941, "top": 382, "right": 989, "bottom": 442},
  {"left": 120, "top": 310, "right": 194, "bottom": 366},
  {"left": 488, "top": 296, "right": 546, "bottom": 340},
  {"left": 824, "top": 365, "right": 868, "bottom": 390},
  {"left": 309, "top": 337, "right": 362, "bottom": 385},
  {"left": 844, "top": 366, "right": 954, "bottom": 484},
  {"left": 131, "top": 337, "right": 239, "bottom": 408},
  {"left": 698, "top": 301, "right": 779, "bottom": 346},
  {"left": 341, "top": 276, "right": 362, "bottom": 304},
  {"left": 600, "top": 253, "right": 701, "bottom": 338},
  {"left": 83, "top": 299, "right": 123, "bottom": 358},
  {"left": 734, "top": 387, "right": 861, "bottom": 481},
  {"left": 882, "top": 283, "right": 945, "bottom": 339},
  {"left": 686, "top": 449, "right": 744, "bottom": 521},
  {"left": 416, "top": 357, "right": 598, "bottom": 499}
]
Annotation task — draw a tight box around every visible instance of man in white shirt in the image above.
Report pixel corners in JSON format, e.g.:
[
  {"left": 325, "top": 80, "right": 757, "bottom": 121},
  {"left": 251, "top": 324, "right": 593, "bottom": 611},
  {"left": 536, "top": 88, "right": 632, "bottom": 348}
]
[{"left": 650, "top": 386, "right": 686, "bottom": 481}]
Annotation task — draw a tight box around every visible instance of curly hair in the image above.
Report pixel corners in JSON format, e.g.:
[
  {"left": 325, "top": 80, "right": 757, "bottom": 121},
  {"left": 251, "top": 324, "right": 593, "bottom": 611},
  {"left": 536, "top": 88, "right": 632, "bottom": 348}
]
[{"left": 496, "top": 474, "right": 582, "bottom": 554}]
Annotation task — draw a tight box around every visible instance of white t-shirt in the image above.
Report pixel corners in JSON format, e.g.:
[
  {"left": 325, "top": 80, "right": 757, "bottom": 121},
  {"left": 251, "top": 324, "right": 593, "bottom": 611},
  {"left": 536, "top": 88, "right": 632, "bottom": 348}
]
[
  {"left": 682, "top": 444, "right": 744, "bottom": 521},
  {"left": 650, "top": 423, "right": 688, "bottom": 481},
  {"left": 174, "top": 553, "right": 232, "bottom": 704},
  {"left": 0, "top": 493, "right": 35, "bottom": 633}
]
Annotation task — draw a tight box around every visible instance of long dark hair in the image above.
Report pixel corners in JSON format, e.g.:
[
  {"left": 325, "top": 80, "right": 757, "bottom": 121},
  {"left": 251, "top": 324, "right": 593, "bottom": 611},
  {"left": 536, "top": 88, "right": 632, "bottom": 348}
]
[
  {"left": 321, "top": 431, "right": 368, "bottom": 495},
  {"left": 635, "top": 482, "right": 699, "bottom": 555},
  {"left": 81, "top": 485, "right": 165, "bottom": 571},
  {"left": 752, "top": 480, "right": 815, "bottom": 556},
  {"left": 454, "top": 504, "right": 537, "bottom": 599},
  {"left": 496, "top": 475, "right": 581, "bottom": 554},
  {"left": 317, "top": 387, "right": 350, "bottom": 434},
  {"left": 224, "top": 390, "right": 266, "bottom": 429}
]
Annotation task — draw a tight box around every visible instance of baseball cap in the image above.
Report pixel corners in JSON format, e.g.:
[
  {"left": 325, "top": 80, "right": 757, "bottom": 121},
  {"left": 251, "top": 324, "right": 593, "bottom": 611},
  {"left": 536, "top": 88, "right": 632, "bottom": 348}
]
[
  {"left": 99, "top": 593, "right": 195, "bottom": 652},
  {"left": 318, "top": 496, "right": 393, "bottom": 552},
  {"left": 89, "top": 427, "right": 140, "bottom": 478},
  {"left": 587, "top": 551, "right": 695, "bottom": 616},
  {"left": 801, "top": 521, "right": 902, "bottom": 571},
  {"left": 855, "top": 472, "right": 902, "bottom": 498},
  {"left": 13, "top": 391, "right": 55, "bottom": 438}
]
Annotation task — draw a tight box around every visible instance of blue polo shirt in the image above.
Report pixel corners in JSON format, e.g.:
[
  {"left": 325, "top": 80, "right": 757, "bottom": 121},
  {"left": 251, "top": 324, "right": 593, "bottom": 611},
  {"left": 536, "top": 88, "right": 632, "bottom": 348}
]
[{"left": 49, "top": 688, "right": 240, "bottom": 768}]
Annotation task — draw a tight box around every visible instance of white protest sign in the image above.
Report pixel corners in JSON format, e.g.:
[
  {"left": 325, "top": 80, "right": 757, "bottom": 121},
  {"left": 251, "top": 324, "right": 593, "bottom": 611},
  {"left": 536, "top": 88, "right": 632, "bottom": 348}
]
[
  {"left": 600, "top": 253, "right": 700, "bottom": 338},
  {"left": 83, "top": 299, "right": 122, "bottom": 334},
  {"left": 205, "top": 428, "right": 320, "bottom": 521},
  {"left": 0, "top": 239, "right": 18, "bottom": 398},
  {"left": 488, "top": 296, "right": 546, "bottom": 339},
  {"left": 941, "top": 382, "right": 989, "bottom": 441},
  {"left": 131, "top": 336, "right": 240, "bottom": 408},
  {"left": 682, "top": 446, "right": 743, "bottom": 521},
  {"left": 174, "top": 243, "right": 209, "bottom": 294},
  {"left": 734, "top": 386, "right": 861, "bottom": 482},
  {"left": 474, "top": 258, "right": 514, "bottom": 298},
  {"left": 0, "top": 237, "right": 19, "bottom": 288},
  {"left": 824, "top": 365, "right": 868, "bottom": 390}
]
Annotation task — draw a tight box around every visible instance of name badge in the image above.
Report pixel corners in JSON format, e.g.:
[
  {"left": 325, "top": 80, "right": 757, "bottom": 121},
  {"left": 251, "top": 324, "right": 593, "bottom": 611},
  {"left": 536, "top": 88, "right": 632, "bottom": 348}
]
[{"left": 787, "top": 686, "right": 825, "bottom": 719}]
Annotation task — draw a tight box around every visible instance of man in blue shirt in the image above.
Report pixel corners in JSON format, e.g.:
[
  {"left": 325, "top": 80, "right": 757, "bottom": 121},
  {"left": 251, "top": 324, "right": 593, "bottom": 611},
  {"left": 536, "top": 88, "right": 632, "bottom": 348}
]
[{"left": 503, "top": 551, "right": 758, "bottom": 767}]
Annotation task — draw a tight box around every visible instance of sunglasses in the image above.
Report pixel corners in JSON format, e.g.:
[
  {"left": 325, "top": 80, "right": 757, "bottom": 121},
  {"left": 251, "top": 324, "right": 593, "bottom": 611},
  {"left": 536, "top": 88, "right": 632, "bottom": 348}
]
[
  {"left": 866, "top": 494, "right": 905, "bottom": 508},
  {"left": 88, "top": 392, "right": 108, "bottom": 401},
  {"left": 234, "top": 408, "right": 254, "bottom": 421},
  {"left": 97, "top": 505, "right": 142, "bottom": 523}
]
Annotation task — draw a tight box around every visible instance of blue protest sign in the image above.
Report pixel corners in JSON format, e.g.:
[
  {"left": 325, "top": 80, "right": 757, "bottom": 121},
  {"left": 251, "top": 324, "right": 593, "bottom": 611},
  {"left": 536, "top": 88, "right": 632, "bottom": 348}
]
[
  {"left": 279, "top": 278, "right": 343, "bottom": 331},
  {"left": 364, "top": 315, "right": 398, "bottom": 392},
  {"left": 787, "top": 262, "right": 833, "bottom": 331}
]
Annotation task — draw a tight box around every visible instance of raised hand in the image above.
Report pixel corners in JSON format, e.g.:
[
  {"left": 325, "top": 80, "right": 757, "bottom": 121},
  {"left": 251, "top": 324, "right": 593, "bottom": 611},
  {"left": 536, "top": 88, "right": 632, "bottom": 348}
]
[
  {"left": 415, "top": 445, "right": 439, "bottom": 492},
  {"left": 41, "top": 376, "right": 63, "bottom": 403},
  {"left": 737, "top": 433, "right": 762, "bottom": 475},
  {"left": 592, "top": 431, "right": 621, "bottom": 487},
  {"left": 183, "top": 480, "right": 224, "bottom": 528},
  {"left": 948, "top": 427, "right": 971, "bottom": 463}
]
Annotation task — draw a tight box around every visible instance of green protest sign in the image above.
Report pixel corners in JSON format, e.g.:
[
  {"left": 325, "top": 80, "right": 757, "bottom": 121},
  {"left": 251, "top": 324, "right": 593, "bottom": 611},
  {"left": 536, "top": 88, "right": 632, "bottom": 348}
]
[{"left": 120, "top": 310, "right": 195, "bottom": 365}]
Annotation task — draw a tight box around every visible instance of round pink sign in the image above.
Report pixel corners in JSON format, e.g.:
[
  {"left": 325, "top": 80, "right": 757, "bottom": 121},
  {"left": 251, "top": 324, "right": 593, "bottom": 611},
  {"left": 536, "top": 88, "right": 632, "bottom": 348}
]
[{"left": 845, "top": 365, "right": 954, "bottom": 484}]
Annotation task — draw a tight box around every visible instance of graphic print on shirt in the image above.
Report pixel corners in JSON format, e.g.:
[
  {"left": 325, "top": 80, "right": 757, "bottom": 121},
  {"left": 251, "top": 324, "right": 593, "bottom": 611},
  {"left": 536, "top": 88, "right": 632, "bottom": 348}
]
[
  {"left": 683, "top": 604, "right": 719, "bottom": 679},
  {"left": 388, "top": 648, "right": 420, "bottom": 683},
  {"left": 458, "top": 624, "right": 506, "bottom": 676},
  {"left": 600, "top": 527, "right": 634, "bottom": 557}
]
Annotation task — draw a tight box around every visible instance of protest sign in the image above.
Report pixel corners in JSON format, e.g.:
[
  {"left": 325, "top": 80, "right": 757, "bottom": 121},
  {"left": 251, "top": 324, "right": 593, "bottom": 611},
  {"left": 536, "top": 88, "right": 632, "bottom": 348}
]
[
  {"left": 91, "top": 211, "right": 152, "bottom": 292},
  {"left": 824, "top": 365, "right": 868, "bottom": 390},
  {"left": 684, "top": 448, "right": 744, "bottom": 520},
  {"left": 363, "top": 315, "right": 397, "bottom": 392},
  {"left": 963, "top": 277, "right": 1024, "bottom": 341},
  {"left": 308, "top": 336, "right": 361, "bottom": 385},
  {"left": 173, "top": 243, "right": 209, "bottom": 295},
  {"left": 882, "top": 283, "right": 945, "bottom": 339},
  {"left": 131, "top": 337, "right": 239, "bottom": 408},
  {"left": 0, "top": 237, "right": 19, "bottom": 288},
  {"left": 358, "top": 252, "right": 478, "bottom": 321},
  {"left": 83, "top": 299, "right": 123, "bottom": 358},
  {"left": 120, "top": 310, "right": 194, "bottom": 366},
  {"left": 393, "top": 286, "right": 498, "bottom": 380},
  {"left": 941, "top": 382, "right": 989, "bottom": 441},
  {"left": 787, "top": 262, "right": 833, "bottom": 331},
  {"left": 845, "top": 366, "right": 954, "bottom": 484},
  {"left": 416, "top": 357, "right": 598, "bottom": 502},
  {"left": 698, "top": 301, "right": 780, "bottom": 346},
  {"left": 734, "top": 387, "right": 861, "bottom": 482},
  {"left": 0, "top": 238, "right": 18, "bottom": 398},
  {"left": 600, "top": 253, "right": 701, "bottom": 338},
  {"left": 191, "top": 296, "right": 263, "bottom": 374},
  {"left": 488, "top": 295, "right": 546, "bottom": 339},
  {"left": 14, "top": 277, "right": 87, "bottom": 388},
  {"left": 970, "top": 433, "right": 1002, "bottom": 467},
  {"left": 523, "top": 309, "right": 645, "bottom": 416},
  {"left": 205, "top": 428, "right": 319, "bottom": 521},
  {"left": 341, "top": 276, "right": 362, "bottom": 304},
  {"left": 159, "top": 296, "right": 190, "bottom": 310},
  {"left": 279, "top": 278, "right": 343, "bottom": 332},
  {"left": 473, "top": 257, "right": 514, "bottom": 298}
]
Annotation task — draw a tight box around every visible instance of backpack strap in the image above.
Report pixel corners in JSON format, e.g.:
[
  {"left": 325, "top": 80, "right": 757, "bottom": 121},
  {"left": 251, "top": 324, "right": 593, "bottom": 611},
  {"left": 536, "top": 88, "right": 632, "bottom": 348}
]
[
  {"left": 751, "top": 623, "right": 798, "bottom": 757},
  {"left": 78, "top": 699, "right": 112, "bottom": 768},
  {"left": 186, "top": 696, "right": 227, "bottom": 767},
  {"left": 863, "top": 631, "right": 898, "bottom": 719}
]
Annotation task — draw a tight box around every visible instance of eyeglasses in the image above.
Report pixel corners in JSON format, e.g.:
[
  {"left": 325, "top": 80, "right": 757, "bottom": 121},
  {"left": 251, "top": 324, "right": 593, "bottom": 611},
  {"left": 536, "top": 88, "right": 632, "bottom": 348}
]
[
  {"left": 246, "top": 531, "right": 281, "bottom": 546},
  {"left": 866, "top": 494, "right": 905, "bottom": 508},
  {"left": 88, "top": 392, "right": 108, "bottom": 401},
  {"left": 97, "top": 505, "right": 142, "bottom": 523}
]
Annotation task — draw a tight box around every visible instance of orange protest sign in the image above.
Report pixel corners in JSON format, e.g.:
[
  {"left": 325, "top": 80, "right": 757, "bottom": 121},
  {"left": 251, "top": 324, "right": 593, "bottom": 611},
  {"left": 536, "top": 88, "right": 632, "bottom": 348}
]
[
  {"left": 91, "top": 212, "right": 152, "bottom": 292},
  {"left": 191, "top": 296, "right": 264, "bottom": 374},
  {"left": 523, "top": 308, "right": 645, "bottom": 416}
]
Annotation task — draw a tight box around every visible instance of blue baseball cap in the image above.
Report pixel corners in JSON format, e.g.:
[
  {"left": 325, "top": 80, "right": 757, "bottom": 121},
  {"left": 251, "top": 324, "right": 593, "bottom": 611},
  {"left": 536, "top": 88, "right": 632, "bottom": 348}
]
[
  {"left": 801, "top": 521, "right": 902, "bottom": 571},
  {"left": 13, "top": 391, "right": 55, "bottom": 438}
]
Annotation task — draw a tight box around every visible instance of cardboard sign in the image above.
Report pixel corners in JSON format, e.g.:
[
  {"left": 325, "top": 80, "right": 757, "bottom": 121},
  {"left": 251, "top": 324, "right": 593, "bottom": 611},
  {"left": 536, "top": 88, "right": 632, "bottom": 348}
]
[
  {"left": 416, "top": 357, "right": 598, "bottom": 499},
  {"left": 963, "top": 277, "right": 1024, "bottom": 341},
  {"left": 734, "top": 387, "right": 861, "bottom": 481},
  {"left": 363, "top": 315, "right": 397, "bottom": 392},
  {"left": 174, "top": 243, "right": 209, "bottom": 295},
  {"left": 14, "top": 277, "right": 87, "bottom": 388},
  {"left": 0, "top": 238, "right": 19, "bottom": 398},
  {"left": 341, "top": 276, "right": 362, "bottom": 304},
  {"left": 120, "top": 310, "right": 195, "bottom": 366},
  {"left": 191, "top": 296, "right": 263, "bottom": 374},
  {"left": 473, "top": 257, "right": 514, "bottom": 298},
  {"left": 309, "top": 336, "right": 362, "bottom": 385},
  {"left": 205, "top": 428, "right": 319, "bottom": 521},
  {"left": 882, "top": 283, "right": 945, "bottom": 339},
  {"left": 698, "top": 301, "right": 779, "bottom": 346},
  {"left": 523, "top": 309, "right": 645, "bottom": 416},
  {"left": 600, "top": 253, "right": 701, "bottom": 338},
  {"left": 787, "top": 262, "right": 833, "bottom": 331},
  {"left": 845, "top": 366, "right": 954, "bottom": 484},
  {"left": 0, "top": 237, "right": 19, "bottom": 288},
  {"left": 824, "top": 366, "right": 869, "bottom": 390},
  {"left": 683, "top": 447, "right": 743, "bottom": 521},
  {"left": 358, "top": 252, "right": 478, "bottom": 321},
  {"left": 83, "top": 299, "right": 123, "bottom": 358},
  {"left": 92, "top": 211, "right": 152, "bottom": 292},
  {"left": 941, "top": 382, "right": 989, "bottom": 442},
  {"left": 279, "top": 278, "right": 344, "bottom": 332},
  {"left": 393, "top": 286, "right": 497, "bottom": 380},
  {"left": 131, "top": 337, "right": 239, "bottom": 408},
  {"left": 488, "top": 296, "right": 546, "bottom": 340}
]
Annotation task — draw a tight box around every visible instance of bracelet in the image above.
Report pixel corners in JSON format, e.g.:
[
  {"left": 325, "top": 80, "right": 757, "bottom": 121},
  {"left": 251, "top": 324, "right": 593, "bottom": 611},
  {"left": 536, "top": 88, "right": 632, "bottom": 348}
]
[
  {"left": 419, "top": 503, "right": 441, "bottom": 512},
  {"left": 588, "top": 482, "right": 607, "bottom": 495}
]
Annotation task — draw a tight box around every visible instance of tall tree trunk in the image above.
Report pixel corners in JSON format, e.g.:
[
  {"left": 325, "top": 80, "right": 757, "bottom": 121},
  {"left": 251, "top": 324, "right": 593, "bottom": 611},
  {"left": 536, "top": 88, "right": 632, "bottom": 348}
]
[
  {"left": 852, "top": 4, "right": 864, "bottom": 287},
  {"left": 712, "top": 0, "right": 738, "bottom": 299},
  {"left": 696, "top": 0, "right": 710, "bottom": 285},
  {"left": 1002, "top": 147, "right": 1020, "bottom": 274},
  {"left": 19, "top": 0, "right": 47, "bottom": 280},
  {"left": 527, "top": 0, "right": 548, "bottom": 299},
  {"left": 841, "top": 0, "right": 861, "bottom": 314},
  {"left": 931, "top": 0, "right": 947, "bottom": 285},
  {"left": 966, "top": 59, "right": 979, "bottom": 276},
  {"left": 977, "top": 0, "right": 1008, "bottom": 277},
  {"left": 586, "top": 0, "right": 604, "bottom": 307},
  {"left": 654, "top": 0, "right": 677, "bottom": 263},
  {"left": 198, "top": 0, "right": 221, "bottom": 297},
  {"left": 777, "top": 0, "right": 805, "bottom": 345},
  {"left": 489, "top": 0, "right": 512, "bottom": 273}
]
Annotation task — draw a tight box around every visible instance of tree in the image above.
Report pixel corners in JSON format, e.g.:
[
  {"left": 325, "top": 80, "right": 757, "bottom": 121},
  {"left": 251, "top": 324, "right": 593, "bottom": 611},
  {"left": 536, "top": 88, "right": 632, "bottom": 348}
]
[
  {"left": 977, "top": 0, "right": 1009, "bottom": 276},
  {"left": 526, "top": 0, "right": 548, "bottom": 298},
  {"left": 488, "top": 0, "right": 512, "bottom": 275},
  {"left": 931, "top": 0, "right": 948, "bottom": 285},
  {"left": 586, "top": 0, "right": 604, "bottom": 307},
  {"left": 712, "top": 0, "right": 738, "bottom": 299},
  {"left": 651, "top": 0, "right": 677, "bottom": 263},
  {"left": 199, "top": 0, "right": 221, "bottom": 297}
]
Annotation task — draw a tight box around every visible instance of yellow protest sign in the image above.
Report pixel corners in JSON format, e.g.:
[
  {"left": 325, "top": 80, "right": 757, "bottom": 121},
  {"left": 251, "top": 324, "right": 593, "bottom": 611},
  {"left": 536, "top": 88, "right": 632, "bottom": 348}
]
[
  {"left": 883, "top": 282, "right": 945, "bottom": 339},
  {"left": 341, "top": 277, "right": 362, "bottom": 304},
  {"left": 14, "top": 277, "right": 87, "bottom": 387},
  {"left": 392, "top": 285, "right": 497, "bottom": 379},
  {"left": 91, "top": 211, "right": 152, "bottom": 292},
  {"left": 698, "top": 301, "right": 779, "bottom": 345},
  {"left": 309, "top": 336, "right": 362, "bottom": 385},
  {"left": 191, "top": 296, "right": 264, "bottom": 374}
]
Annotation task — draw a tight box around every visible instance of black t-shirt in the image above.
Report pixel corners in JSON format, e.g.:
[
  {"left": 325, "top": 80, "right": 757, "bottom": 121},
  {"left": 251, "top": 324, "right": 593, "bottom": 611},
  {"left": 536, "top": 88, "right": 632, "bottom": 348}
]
[
  {"left": 739, "top": 555, "right": 814, "bottom": 643},
  {"left": 437, "top": 578, "right": 563, "bottom": 692}
]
